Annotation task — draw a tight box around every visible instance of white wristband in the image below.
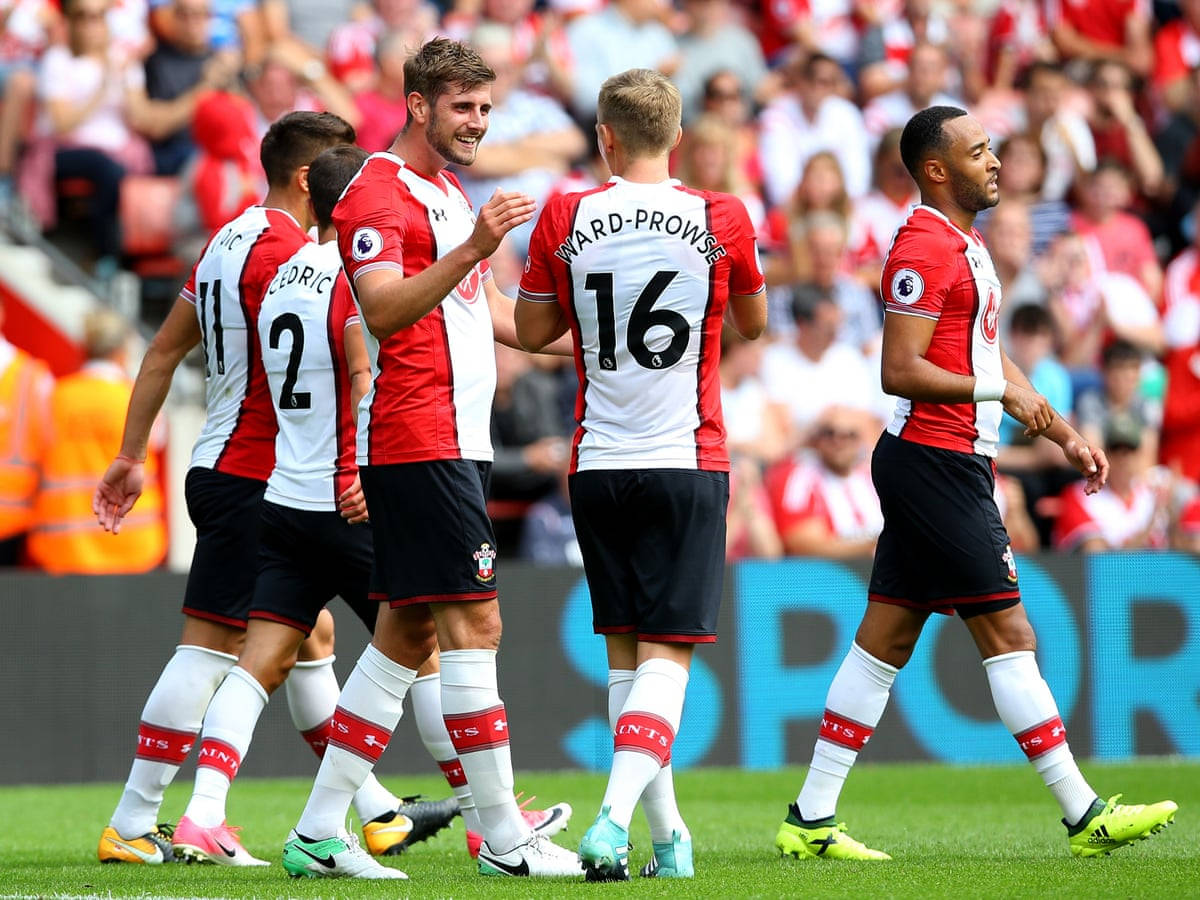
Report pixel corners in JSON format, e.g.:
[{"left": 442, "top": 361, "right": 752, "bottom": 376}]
[{"left": 973, "top": 376, "right": 1007, "bottom": 403}]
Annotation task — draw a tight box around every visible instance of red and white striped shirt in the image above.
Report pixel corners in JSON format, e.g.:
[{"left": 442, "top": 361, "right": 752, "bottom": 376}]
[
  {"left": 183, "top": 206, "right": 309, "bottom": 481},
  {"left": 880, "top": 205, "right": 1005, "bottom": 457},
  {"left": 765, "top": 453, "right": 883, "bottom": 541},
  {"left": 519, "top": 177, "right": 764, "bottom": 472},
  {"left": 333, "top": 152, "right": 495, "bottom": 466}
]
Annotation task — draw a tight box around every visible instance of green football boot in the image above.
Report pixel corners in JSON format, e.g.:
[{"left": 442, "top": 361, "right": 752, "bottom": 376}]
[
  {"left": 1067, "top": 794, "right": 1177, "bottom": 858},
  {"left": 775, "top": 803, "right": 891, "bottom": 861}
]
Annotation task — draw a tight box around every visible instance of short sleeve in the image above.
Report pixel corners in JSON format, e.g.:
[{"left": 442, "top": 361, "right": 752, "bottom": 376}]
[
  {"left": 714, "top": 194, "right": 766, "bottom": 297},
  {"left": 518, "top": 195, "right": 568, "bottom": 304},
  {"left": 880, "top": 228, "right": 957, "bottom": 321},
  {"left": 334, "top": 187, "right": 409, "bottom": 283}
]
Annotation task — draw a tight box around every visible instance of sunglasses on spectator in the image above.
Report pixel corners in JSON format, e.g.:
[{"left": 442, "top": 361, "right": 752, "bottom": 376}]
[{"left": 816, "top": 427, "right": 860, "bottom": 441}]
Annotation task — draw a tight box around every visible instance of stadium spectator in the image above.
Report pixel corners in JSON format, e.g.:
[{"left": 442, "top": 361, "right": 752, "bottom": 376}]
[
  {"left": 148, "top": 0, "right": 264, "bottom": 65},
  {"left": 671, "top": 0, "right": 766, "bottom": 122},
  {"left": 1071, "top": 161, "right": 1163, "bottom": 303},
  {"left": 696, "top": 70, "right": 761, "bottom": 192},
  {"left": 1045, "top": 0, "right": 1152, "bottom": 78},
  {"left": 455, "top": 22, "right": 585, "bottom": 256},
  {"left": 143, "top": 0, "right": 241, "bottom": 176},
  {"left": 800, "top": 212, "right": 882, "bottom": 354},
  {"left": 28, "top": 309, "right": 166, "bottom": 574},
  {"left": 983, "top": 0, "right": 1054, "bottom": 92},
  {"left": 847, "top": 127, "right": 917, "bottom": 291},
  {"left": 758, "top": 51, "right": 871, "bottom": 206},
  {"left": 775, "top": 105, "right": 1175, "bottom": 865},
  {"left": 0, "top": 0, "right": 58, "bottom": 216},
  {"left": 857, "top": 0, "right": 954, "bottom": 102},
  {"left": 283, "top": 38, "right": 578, "bottom": 878},
  {"left": 441, "top": 0, "right": 573, "bottom": 98},
  {"left": 975, "top": 132, "right": 1070, "bottom": 257},
  {"left": 0, "top": 298, "right": 52, "bottom": 566},
  {"left": 516, "top": 66, "right": 767, "bottom": 881},
  {"left": 349, "top": 27, "right": 411, "bottom": 153},
  {"left": 326, "top": 0, "right": 439, "bottom": 94},
  {"left": 1021, "top": 61, "right": 1096, "bottom": 203},
  {"left": 1160, "top": 215, "right": 1200, "bottom": 481},
  {"left": 764, "top": 405, "right": 882, "bottom": 559},
  {"left": 1171, "top": 490, "right": 1200, "bottom": 551},
  {"left": 726, "top": 457, "right": 783, "bottom": 561},
  {"left": 1084, "top": 59, "right": 1163, "bottom": 200},
  {"left": 1052, "top": 412, "right": 1171, "bottom": 550},
  {"left": 982, "top": 200, "right": 1048, "bottom": 337},
  {"left": 720, "top": 327, "right": 791, "bottom": 467},
  {"left": 765, "top": 150, "right": 850, "bottom": 293},
  {"left": 862, "top": 42, "right": 960, "bottom": 145},
  {"left": 563, "top": 0, "right": 678, "bottom": 120},
  {"left": 243, "top": 41, "right": 360, "bottom": 136},
  {"left": 518, "top": 471, "right": 582, "bottom": 566},
  {"left": 1074, "top": 338, "right": 1161, "bottom": 463},
  {"left": 1153, "top": 63, "right": 1200, "bottom": 254},
  {"left": 756, "top": 0, "right": 859, "bottom": 70},
  {"left": 1151, "top": 0, "right": 1200, "bottom": 114},
  {"left": 107, "top": 0, "right": 153, "bottom": 59},
  {"left": 1041, "top": 231, "right": 1163, "bottom": 374},
  {"left": 261, "top": 0, "right": 358, "bottom": 61},
  {"left": 92, "top": 111, "right": 358, "bottom": 867},
  {"left": 761, "top": 285, "right": 881, "bottom": 438},
  {"left": 673, "top": 113, "right": 765, "bottom": 238}
]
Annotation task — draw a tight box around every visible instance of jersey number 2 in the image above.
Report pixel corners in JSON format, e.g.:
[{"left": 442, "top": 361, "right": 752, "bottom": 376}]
[
  {"left": 585, "top": 270, "right": 688, "bottom": 370},
  {"left": 268, "top": 313, "right": 311, "bottom": 410}
]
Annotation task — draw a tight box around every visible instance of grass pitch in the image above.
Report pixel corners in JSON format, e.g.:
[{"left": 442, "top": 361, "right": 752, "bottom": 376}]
[{"left": 0, "top": 759, "right": 1194, "bottom": 899}]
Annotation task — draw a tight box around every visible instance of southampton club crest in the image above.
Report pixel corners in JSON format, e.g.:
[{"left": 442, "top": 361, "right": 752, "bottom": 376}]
[
  {"left": 1002, "top": 544, "right": 1018, "bottom": 583},
  {"left": 352, "top": 227, "right": 383, "bottom": 261},
  {"left": 473, "top": 541, "right": 497, "bottom": 583}
]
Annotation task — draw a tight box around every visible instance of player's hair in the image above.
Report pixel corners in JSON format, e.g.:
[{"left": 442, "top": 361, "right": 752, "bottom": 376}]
[
  {"left": 260, "top": 111, "right": 356, "bottom": 190},
  {"left": 899, "top": 105, "right": 968, "bottom": 179},
  {"left": 403, "top": 37, "right": 495, "bottom": 107},
  {"left": 597, "top": 69, "right": 681, "bottom": 158},
  {"left": 308, "top": 144, "right": 369, "bottom": 230}
]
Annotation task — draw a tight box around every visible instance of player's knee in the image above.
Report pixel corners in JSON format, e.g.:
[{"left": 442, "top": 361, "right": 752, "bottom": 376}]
[{"left": 300, "top": 610, "right": 336, "bottom": 660}]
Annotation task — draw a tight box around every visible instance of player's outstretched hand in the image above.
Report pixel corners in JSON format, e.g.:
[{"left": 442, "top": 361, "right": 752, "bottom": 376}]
[
  {"left": 92, "top": 456, "right": 144, "bottom": 534},
  {"left": 1002, "top": 382, "right": 1055, "bottom": 437},
  {"left": 469, "top": 189, "right": 536, "bottom": 259},
  {"left": 339, "top": 474, "right": 369, "bottom": 524},
  {"left": 1063, "top": 439, "right": 1109, "bottom": 494}
]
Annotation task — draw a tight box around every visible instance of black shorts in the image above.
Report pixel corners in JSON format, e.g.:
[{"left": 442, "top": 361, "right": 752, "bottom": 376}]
[
  {"left": 249, "top": 500, "right": 379, "bottom": 635},
  {"left": 569, "top": 468, "right": 729, "bottom": 643},
  {"left": 360, "top": 460, "right": 499, "bottom": 607},
  {"left": 182, "top": 467, "right": 266, "bottom": 628},
  {"left": 868, "top": 431, "right": 1021, "bottom": 617}
]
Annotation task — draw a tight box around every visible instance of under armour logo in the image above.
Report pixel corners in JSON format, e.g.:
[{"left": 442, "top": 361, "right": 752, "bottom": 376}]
[
  {"left": 363, "top": 734, "right": 384, "bottom": 748},
  {"left": 430, "top": 208, "right": 447, "bottom": 222},
  {"left": 493, "top": 718, "right": 508, "bottom": 732}
]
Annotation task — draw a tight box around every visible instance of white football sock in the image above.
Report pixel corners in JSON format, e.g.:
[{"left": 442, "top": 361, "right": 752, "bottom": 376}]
[
  {"left": 186, "top": 666, "right": 268, "bottom": 827},
  {"left": 110, "top": 645, "right": 236, "bottom": 838},
  {"left": 285, "top": 655, "right": 400, "bottom": 825},
  {"left": 984, "top": 650, "right": 1097, "bottom": 824},
  {"left": 608, "top": 667, "right": 688, "bottom": 842},
  {"left": 602, "top": 658, "right": 688, "bottom": 831},
  {"left": 294, "top": 644, "right": 414, "bottom": 839},
  {"left": 797, "top": 642, "right": 897, "bottom": 822},
  {"left": 441, "top": 648, "right": 524, "bottom": 853},
  {"left": 411, "top": 672, "right": 481, "bottom": 833}
]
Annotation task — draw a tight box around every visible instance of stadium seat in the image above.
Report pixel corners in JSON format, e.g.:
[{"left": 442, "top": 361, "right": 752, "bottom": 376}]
[{"left": 119, "top": 175, "right": 185, "bottom": 278}]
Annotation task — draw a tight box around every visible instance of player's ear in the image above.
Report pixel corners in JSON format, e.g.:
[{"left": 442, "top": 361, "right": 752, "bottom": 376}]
[
  {"left": 669, "top": 125, "right": 683, "bottom": 153},
  {"left": 296, "top": 164, "right": 311, "bottom": 195},
  {"left": 407, "top": 90, "right": 427, "bottom": 124},
  {"left": 596, "top": 122, "right": 615, "bottom": 157},
  {"left": 924, "top": 156, "right": 947, "bottom": 185}
]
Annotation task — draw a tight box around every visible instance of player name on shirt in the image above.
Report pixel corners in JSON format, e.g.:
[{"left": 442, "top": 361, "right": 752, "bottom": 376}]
[
  {"left": 266, "top": 260, "right": 337, "bottom": 297},
  {"left": 554, "top": 208, "right": 727, "bottom": 265}
]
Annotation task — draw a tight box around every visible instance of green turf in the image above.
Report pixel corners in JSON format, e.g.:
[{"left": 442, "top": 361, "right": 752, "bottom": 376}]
[{"left": 0, "top": 760, "right": 1193, "bottom": 898}]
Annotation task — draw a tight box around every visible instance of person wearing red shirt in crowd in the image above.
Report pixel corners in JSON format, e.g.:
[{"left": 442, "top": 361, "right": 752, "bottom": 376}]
[
  {"left": 1160, "top": 206, "right": 1200, "bottom": 482},
  {"left": 764, "top": 406, "right": 882, "bottom": 559},
  {"left": 1152, "top": 0, "right": 1200, "bottom": 114},
  {"left": 1085, "top": 60, "right": 1162, "bottom": 201},
  {"left": 1045, "top": 0, "right": 1152, "bottom": 78}
]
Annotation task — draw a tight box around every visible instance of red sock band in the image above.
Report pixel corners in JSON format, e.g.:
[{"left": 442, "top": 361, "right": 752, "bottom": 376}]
[
  {"left": 327, "top": 707, "right": 392, "bottom": 763},
  {"left": 1015, "top": 716, "right": 1068, "bottom": 759},
  {"left": 439, "top": 757, "right": 468, "bottom": 787},
  {"left": 818, "top": 710, "right": 874, "bottom": 752},
  {"left": 135, "top": 722, "right": 196, "bottom": 764},
  {"left": 301, "top": 718, "right": 332, "bottom": 758},
  {"left": 196, "top": 738, "right": 242, "bottom": 780},
  {"left": 444, "top": 704, "right": 510, "bottom": 754},
  {"left": 614, "top": 712, "right": 675, "bottom": 766}
]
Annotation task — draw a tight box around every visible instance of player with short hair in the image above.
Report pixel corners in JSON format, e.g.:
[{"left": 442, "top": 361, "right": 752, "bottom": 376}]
[
  {"left": 515, "top": 68, "right": 768, "bottom": 881},
  {"left": 281, "top": 37, "right": 580, "bottom": 880},
  {"left": 772, "top": 105, "right": 1177, "bottom": 862},
  {"left": 168, "top": 144, "right": 457, "bottom": 871},
  {"left": 91, "top": 111, "right": 396, "bottom": 866}
]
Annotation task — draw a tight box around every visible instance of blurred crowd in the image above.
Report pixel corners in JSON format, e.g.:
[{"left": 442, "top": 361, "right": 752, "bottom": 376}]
[{"left": 3, "top": 0, "right": 1200, "bottom": 571}]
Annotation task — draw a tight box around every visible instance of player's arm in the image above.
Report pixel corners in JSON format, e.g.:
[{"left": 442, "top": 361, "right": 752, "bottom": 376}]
[
  {"left": 354, "top": 190, "right": 536, "bottom": 340},
  {"left": 1000, "top": 345, "right": 1108, "bottom": 494},
  {"left": 490, "top": 279, "right": 573, "bottom": 355},
  {"left": 93, "top": 295, "right": 201, "bottom": 533},
  {"left": 727, "top": 289, "right": 768, "bottom": 340},
  {"left": 339, "top": 320, "right": 371, "bottom": 524}
]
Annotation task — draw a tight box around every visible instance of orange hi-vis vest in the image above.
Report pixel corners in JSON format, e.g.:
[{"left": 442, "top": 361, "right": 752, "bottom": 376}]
[
  {"left": 0, "top": 342, "right": 51, "bottom": 540},
  {"left": 28, "top": 362, "right": 167, "bottom": 573}
]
